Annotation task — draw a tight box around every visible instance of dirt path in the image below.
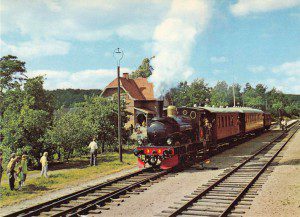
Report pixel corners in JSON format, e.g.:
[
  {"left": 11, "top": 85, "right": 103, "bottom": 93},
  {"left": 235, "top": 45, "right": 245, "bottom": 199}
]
[{"left": 244, "top": 127, "right": 300, "bottom": 217}]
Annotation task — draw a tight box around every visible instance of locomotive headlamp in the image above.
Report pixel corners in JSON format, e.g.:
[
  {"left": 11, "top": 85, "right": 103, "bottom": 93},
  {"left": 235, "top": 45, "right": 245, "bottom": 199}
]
[{"left": 167, "top": 138, "right": 173, "bottom": 145}]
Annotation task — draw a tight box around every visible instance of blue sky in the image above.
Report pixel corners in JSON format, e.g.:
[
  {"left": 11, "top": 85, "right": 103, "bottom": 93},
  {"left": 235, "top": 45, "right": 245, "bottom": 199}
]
[{"left": 0, "top": 0, "right": 299, "bottom": 94}]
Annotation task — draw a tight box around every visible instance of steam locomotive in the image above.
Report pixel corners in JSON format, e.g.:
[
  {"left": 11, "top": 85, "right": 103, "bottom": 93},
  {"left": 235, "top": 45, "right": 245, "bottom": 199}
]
[{"left": 134, "top": 101, "right": 272, "bottom": 169}]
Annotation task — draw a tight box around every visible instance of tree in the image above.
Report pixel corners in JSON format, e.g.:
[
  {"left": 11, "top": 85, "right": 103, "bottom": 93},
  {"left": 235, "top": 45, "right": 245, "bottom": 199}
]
[
  {"left": 44, "top": 108, "right": 95, "bottom": 161},
  {"left": 44, "top": 96, "right": 130, "bottom": 160},
  {"left": 168, "top": 79, "right": 210, "bottom": 107},
  {"left": 78, "top": 96, "right": 130, "bottom": 153},
  {"left": 0, "top": 55, "right": 27, "bottom": 138},
  {"left": 0, "top": 76, "right": 54, "bottom": 164},
  {"left": 210, "top": 81, "right": 230, "bottom": 107},
  {"left": 130, "top": 57, "right": 154, "bottom": 79},
  {"left": 0, "top": 55, "right": 27, "bottom": 93},
  {"left": 243, "top": 88, "right": 263, "bottom": 108},
  {"left": 228, "top": 83, "right": 242, "bottom": 107}
]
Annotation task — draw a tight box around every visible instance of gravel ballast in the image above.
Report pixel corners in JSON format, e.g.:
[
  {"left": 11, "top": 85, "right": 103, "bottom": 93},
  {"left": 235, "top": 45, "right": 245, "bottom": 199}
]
[{"left": 244, "top": 128, "right": 300, "bottom": 217}]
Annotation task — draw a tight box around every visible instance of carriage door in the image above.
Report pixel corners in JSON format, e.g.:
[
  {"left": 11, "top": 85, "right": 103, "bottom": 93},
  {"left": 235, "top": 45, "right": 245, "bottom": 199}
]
[{"left": 239, "top": 113, "right": 245, "bottom": 134}]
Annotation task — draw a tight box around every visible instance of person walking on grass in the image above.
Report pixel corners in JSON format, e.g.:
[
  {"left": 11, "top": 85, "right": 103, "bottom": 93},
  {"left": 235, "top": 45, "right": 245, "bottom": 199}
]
[
  {"left": 88, "top": 137, "right": 98, "bottom": 166},
  {"left": 40, "top": 152, "right": 49, "bottom": 178},
  {"left": 6, "top": 154, "right": 20, "bottom": 190},
  {"left": 0, "top": 151, "right": 3, "bottom": 186}
]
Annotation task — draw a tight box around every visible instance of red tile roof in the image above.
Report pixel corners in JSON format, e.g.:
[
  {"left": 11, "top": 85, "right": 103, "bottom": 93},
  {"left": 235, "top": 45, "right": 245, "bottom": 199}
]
[{"left": 102, "top": 74, "right": 155, "bottom": 100}]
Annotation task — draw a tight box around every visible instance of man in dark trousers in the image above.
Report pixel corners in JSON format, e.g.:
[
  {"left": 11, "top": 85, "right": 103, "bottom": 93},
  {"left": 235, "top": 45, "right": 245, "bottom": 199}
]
[{"left": 6, "top": 153, "right": 20, "bottom": 190}]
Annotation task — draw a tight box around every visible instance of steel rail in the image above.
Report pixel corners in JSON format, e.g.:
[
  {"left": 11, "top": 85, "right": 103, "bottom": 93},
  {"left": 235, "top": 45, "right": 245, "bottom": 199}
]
[
  {"left": 68, "top": 169, "right": 170, "bottom": 216},
  {"left": 167, "top": 120, "right": 298, "bottom": 217},
  {"left": 220, "top": 124, "right": 299, "bottom": 216},
  {"left": 4, "top": 167, "right": 153, "bottom": 217}
]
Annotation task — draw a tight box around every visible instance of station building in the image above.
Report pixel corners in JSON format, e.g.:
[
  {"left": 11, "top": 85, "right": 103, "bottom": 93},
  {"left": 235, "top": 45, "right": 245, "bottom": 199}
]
[{"left": 101, "top": 73, "right": 159, "bottom": 127}]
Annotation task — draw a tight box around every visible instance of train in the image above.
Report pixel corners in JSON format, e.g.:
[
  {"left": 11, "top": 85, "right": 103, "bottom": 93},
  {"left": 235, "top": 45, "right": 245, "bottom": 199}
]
[{"left": 134, "top": 101, "right": 272, "bottom": 169}]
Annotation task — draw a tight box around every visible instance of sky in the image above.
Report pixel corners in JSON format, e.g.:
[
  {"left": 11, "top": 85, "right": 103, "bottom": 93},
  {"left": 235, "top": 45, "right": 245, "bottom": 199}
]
[{"left": 0, "top": 0, "right": 300, "bottom": 94}]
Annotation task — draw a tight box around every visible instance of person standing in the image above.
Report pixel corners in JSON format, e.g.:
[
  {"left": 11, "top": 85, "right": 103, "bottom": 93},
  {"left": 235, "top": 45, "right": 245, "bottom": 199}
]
[
  {"left": 88, "top": 138, "right": 98, "bottom": 166},
  {"left": 17, "top": 165, "right": 23, "bottom": 190},
  {"left": 0, "top": 151, "right": 3, "bottom": 186},
  {"left": 20, "top": 154, "right": 28, "bottom": 186},
  {"left": 40, "top": 152, "right": 49, "bottom": 178},
  {"left": 6, "top": 154, "right": 20, "bottom": 190}
]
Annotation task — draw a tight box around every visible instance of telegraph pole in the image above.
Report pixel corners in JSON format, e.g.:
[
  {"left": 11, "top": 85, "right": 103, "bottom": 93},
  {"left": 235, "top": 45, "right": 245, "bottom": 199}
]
[{"left": 113, "top": 48, "right": 124, "bottom": 162}]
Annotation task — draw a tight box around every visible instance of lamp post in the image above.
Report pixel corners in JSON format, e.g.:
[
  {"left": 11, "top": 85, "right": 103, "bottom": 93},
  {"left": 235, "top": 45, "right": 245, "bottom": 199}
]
[{"left": 113, "top": 48, "right": 124, "bottom": 162}]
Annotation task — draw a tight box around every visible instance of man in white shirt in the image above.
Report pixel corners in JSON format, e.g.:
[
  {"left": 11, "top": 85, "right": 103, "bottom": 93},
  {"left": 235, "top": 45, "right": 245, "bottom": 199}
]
[{"left": 88, "top": 138, "right": 98, "bottom": 166}]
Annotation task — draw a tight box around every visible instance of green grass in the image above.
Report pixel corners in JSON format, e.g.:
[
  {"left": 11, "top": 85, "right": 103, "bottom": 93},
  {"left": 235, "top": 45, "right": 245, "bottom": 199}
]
[{"left": 0, "top": 152, "right": 137, "bottom": 207}]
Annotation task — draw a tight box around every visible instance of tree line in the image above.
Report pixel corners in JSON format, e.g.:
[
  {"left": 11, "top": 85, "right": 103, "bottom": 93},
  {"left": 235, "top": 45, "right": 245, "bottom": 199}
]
[{"left": 168, "top": 79, "right": 299, "bottom": 117}]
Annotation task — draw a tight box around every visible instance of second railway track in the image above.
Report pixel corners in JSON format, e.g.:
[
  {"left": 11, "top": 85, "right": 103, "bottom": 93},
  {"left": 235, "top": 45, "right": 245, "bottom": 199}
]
[
  {"left": 162, "top": 121, "right": 299, "bottom": 217},
  {"left": 5, "top": 168, "right": 171, "bottom": 217}
]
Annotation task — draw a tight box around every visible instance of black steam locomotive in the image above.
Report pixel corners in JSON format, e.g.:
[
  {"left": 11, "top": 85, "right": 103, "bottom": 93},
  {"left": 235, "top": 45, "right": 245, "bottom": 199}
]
[{"left": 134, "top": 101, "right": 272, "bottom": 169}]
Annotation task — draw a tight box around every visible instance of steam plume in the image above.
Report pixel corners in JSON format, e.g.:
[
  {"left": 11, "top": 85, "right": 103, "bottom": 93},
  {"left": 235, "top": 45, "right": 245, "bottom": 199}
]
[{"left": 151, "top": 0, "right": 212, "bottom": 97}]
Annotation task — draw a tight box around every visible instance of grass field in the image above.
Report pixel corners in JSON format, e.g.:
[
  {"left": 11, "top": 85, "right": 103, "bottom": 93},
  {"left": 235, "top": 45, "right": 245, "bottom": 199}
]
[{"left": 0, "top": 152, "right": 137, "bottom": 207}]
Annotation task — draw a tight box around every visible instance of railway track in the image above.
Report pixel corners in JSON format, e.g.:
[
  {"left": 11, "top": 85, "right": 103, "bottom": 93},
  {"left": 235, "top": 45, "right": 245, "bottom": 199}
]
[
  {"left": 5, "top": 121, "right": 297, "bottom": 217},
  {"left": 5, "top": 168, "right": 171, "bottom": 217},
  {"left": 161, "top": 121, "right": 298, "bottom": 217}
]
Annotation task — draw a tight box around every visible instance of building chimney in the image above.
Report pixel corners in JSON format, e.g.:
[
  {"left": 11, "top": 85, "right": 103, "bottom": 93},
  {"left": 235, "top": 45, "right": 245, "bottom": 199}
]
[
  {"left": 155, "top": 100, "right": 164, "bottom": 118},
  {"left": 123, "top": 73, "right": 129, "bottom": 79}
]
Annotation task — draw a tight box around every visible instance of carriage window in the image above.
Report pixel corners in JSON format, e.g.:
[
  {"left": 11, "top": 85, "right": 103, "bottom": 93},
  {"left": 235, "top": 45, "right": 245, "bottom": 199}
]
[
  {"left": 221, "top": 116, "right": 224, "bottom": 127},
  {"left": 231, "top": 116, "right": 234, "bottom": 126},
  {"left": 218, "top": 117, "right": 220, "bottom": 128},
  {"left": 228, "top": 116, "right": 230, "bottom": 126}
]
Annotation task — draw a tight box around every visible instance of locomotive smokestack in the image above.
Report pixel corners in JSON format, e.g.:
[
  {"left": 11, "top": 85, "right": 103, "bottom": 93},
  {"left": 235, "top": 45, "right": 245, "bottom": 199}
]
[{"left": 156, "top": 100, "right": 164, "bottom": 118}]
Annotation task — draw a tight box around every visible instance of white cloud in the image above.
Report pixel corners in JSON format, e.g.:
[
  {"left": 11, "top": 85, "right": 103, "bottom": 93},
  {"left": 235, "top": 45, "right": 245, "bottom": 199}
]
[
  {"left": 272, "top": 60, "right": 300, "bottom": 76},
  {"left": 1, "top": 0, "right": 169, "bottom": 40},
  {"left": 249, "top": 60, "right": 300, "bottom": 94},
  {"left": 230, "top": 0, "right": 300, "bottom": 16},
  {"left": 0, "top": 39, "right": 70, "bottom": 59},
  {"left": 210, "top": 56, "right": 227, "bottom": 63},
  {"left": 151, "top": 0, "right": 212, "bottom": 96},
  {"left": 117, "top": 24, "right": 154, "bottom": 41},
  {"left": 248, "top": 65, "right": 266, "bottom": 73},
  {"left": 0, "top": 0, "right": 171, "bottom": 58},
  {"left": 27, "top": 68, "right": 132, "bottom": 90}
]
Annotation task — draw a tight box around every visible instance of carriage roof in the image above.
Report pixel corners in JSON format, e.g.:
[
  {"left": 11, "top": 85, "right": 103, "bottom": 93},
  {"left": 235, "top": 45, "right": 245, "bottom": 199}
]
[{"left": 178, "top": 106, "right": 264, "bottom": 114}]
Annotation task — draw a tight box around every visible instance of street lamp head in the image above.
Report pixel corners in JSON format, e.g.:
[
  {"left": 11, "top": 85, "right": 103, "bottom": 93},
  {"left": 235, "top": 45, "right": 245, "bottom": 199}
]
[{"left": 113, "top": 48, "right": 124, "bottom": 66}]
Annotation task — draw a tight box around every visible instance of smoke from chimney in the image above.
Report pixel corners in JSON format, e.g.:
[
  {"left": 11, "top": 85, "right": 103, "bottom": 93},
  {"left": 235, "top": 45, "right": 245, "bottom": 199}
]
[{"left": 150, "top": 0, "right": 212, "bottom": 97}]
